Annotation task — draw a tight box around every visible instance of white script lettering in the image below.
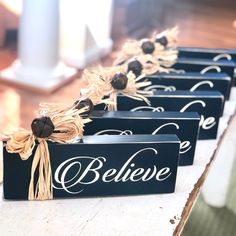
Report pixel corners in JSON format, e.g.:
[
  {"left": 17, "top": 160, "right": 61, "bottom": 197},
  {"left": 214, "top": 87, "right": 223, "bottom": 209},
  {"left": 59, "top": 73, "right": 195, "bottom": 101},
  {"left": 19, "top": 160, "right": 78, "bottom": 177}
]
[
  {"left": 53, "top": 148, "right": 172, "bottom": 194},
  {"left": 130, "top": 100, "right": 216, "bottom": 130},
  {"left": 189, "top": 81, "right": 214, "bottom": 92},
  {"left": 144, "top": 85, "right": 176, "bottom": 92},
  {"left": 152, "top": 123, "right": 191, "bottom": 154}
]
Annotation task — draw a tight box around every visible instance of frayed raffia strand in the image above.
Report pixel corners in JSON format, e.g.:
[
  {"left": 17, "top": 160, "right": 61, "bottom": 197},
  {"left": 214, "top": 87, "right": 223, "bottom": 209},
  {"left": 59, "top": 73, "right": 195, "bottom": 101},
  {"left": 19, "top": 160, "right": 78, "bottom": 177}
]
[
  {"left": 28, "top": 138, "right": 51, "bottom": 200},
  {"left": 149, "top": 47, "right": 178, "bottom": 67},
  {"left": 39, "top": 103, "right": 92, "bottom": 120},
  {"left": 119, "top": 73, "right": 152, "bottom": 103},
  {"left": 113, "top": 26, "right": 178, "bottom": 68},
  {"left": 39, "top": 103, "right": 72, "bottom": 117},
  {"left": 112, "top": 40, "right": 140, "bottom": 66},
  {"left": 108, "top": 93, "right": 118, "bottom": 111},
  {"left": 6, "top": 107, "right": 90, "bottom": 200}
]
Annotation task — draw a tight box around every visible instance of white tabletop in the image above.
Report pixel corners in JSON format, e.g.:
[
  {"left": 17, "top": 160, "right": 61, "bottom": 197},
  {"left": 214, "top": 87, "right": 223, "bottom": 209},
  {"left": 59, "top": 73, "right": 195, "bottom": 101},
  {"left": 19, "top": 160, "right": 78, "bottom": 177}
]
[{"left": 0, "top": 94, "right": 236, "bottom": 236}]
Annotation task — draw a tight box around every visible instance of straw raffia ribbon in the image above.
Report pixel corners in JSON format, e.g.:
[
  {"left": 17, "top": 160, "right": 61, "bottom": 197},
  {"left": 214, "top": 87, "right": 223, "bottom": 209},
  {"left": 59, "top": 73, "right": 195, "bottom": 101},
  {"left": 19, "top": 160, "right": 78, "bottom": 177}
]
[
  {"left": 82, "top": 65, "right": 153, "bottom": 111},
  {"left": 6, "top": 106, "right": 90, "bottom": 200},
  {"left": 113, "top": 26, "right": 179, "bottom": 72}
]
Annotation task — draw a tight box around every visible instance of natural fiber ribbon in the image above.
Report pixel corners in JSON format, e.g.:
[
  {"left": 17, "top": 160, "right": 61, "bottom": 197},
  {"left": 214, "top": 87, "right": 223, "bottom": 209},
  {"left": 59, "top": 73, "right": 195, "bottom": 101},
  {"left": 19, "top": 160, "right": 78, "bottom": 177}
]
[
  {"left": 135, "top": 54, "right": 177, "bottom": 75},
  {"left": 113, "top": 26, "right": 179, "bottom": 70},
  {"left": 82, "top": 65, "right": 153, "bottom": 111},
  {"left": 6, "top": 106, "right": 90, "bottom": 200},
  {"left": 154, "top": 26, "right": 179, "bottom": 48}
]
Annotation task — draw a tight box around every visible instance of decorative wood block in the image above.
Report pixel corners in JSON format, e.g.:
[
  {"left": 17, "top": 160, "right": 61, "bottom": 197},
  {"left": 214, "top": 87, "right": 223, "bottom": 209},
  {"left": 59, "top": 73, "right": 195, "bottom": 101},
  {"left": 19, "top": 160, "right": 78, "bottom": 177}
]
[
  {"left": 116, "top": 91, "right": 224, "bottom": 140},
  {"left": 85, "top": 111, "right": 200, "bottom": 166},
  {"left": 144, "top": 72, "right": 231, "bottom": 100},
  {"left": 3, "top": 134, "right": 180, "bottom": 200}
]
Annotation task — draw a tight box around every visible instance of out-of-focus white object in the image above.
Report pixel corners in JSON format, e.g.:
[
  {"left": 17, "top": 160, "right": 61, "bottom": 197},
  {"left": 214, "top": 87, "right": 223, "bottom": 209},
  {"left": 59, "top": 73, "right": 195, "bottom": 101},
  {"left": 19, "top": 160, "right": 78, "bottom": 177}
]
[
  {"left": 0, "top": 0, "right": 76, "bottom": 92},
  {"left": 60, "top": 0, "right": 113, "bottom": 68},
  {"left": 202, "top": 89, "right": 236, "bottom": 207},
  {"left": 0, "top": 0, "right": 22, "bottom": 14}
]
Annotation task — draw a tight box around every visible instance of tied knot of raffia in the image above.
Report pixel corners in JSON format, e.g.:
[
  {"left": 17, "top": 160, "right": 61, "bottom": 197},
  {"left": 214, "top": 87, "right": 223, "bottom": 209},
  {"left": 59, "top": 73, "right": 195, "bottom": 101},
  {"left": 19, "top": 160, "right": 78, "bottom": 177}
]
[
  {"left": 6, "top": 106, "right": 91, "bottom": 200},
  {"left": 6, "top": 129, "right": 52, "bottom": 200},
  {"left": 107, "top": 71, "right": 153, "bottom": 111},
  {"left": 82, "top": 65, "right": 153, "bottom": 111}
]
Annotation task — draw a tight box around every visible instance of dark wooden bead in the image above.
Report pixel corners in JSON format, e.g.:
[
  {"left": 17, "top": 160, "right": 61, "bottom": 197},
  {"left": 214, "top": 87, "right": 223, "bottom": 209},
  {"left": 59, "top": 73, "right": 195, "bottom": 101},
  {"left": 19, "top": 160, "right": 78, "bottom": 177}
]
[
  {"left": 141, "top": 41, "right": 155, "bottom": 54},
  {"left": 74, "top": 98, "right": 94, "bottom": 115},
  {"left": 127, "top": 60, "right": 143, "bottom": 77},
  {"left": 31, "top": 116, "right": 55, "bottom": 138},
  {"left": 111, "top": 73, "right": 128, "bottom": 90},
  {"left": 155, "top": 36, "right": 168, "bottom": 47}
]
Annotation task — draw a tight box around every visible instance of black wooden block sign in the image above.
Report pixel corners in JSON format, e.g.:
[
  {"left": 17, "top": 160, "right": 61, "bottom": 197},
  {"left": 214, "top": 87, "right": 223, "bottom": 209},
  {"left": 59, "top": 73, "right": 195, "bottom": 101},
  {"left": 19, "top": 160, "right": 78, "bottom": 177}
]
[
  {"left": 143, "top": 72, "right": 231, "bottom": 100},
  {"left": 84, "top": 111, "right": 200, "bottom": 166},
  {"left": 178, "top": 47, "right": 236, "bottom": 62},
  {"left": 116, "top": 91, "right": 224, "bottom": 140},
  {"left": 172, "top": 58, "right": 235, "bottom": 88},
  {"left": 178, "top": 47, "right": 236, "bottom": 86},
  {"left": 3, "top": 135, "right": 180, "bottom": 200}
]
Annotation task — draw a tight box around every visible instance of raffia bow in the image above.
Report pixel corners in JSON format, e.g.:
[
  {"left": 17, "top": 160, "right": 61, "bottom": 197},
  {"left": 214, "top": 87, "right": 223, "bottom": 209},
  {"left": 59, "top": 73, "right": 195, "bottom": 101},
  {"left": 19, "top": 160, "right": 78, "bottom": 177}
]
[
  {"left": 6, "top": 106, "right": 91, "bottom": 200},
  {"left": 80, "top": 67, "right": 116, "bottom": 108},
  {"left": 128, "top": 54, "right": 176, "bottom": 75},
  {"left": 113, "top": 26, "right": 179, "bottom": 70},
  {"left": 82, "top": 65, "right": 153, "bottom": 111},
  {"left": 154, "top": 26, "right": 178, "bottom": 48}
]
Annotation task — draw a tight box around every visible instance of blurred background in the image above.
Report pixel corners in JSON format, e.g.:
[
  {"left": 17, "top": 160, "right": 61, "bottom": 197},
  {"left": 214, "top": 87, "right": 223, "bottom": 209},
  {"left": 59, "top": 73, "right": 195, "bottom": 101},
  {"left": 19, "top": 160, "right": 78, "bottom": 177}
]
[
  {"left": 0, "top": 0, "right": 236, "bottom": 129},
  {"left": 0, "top": 0, "right": 236, "bottom": 235}
]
